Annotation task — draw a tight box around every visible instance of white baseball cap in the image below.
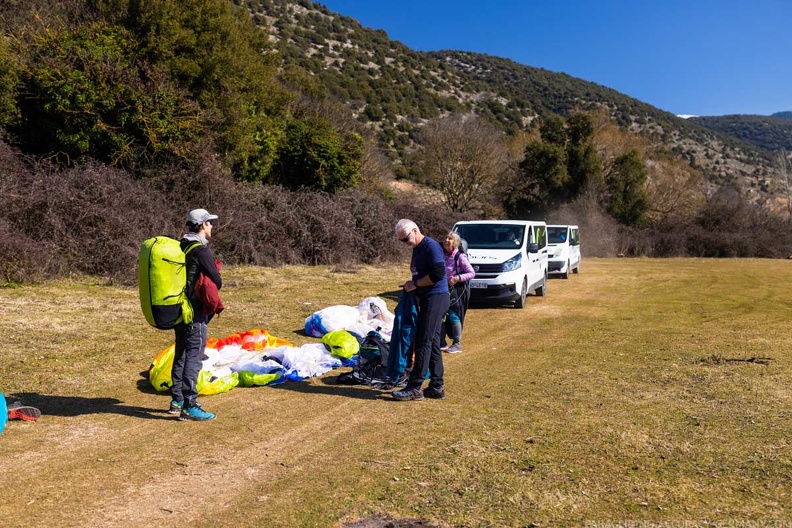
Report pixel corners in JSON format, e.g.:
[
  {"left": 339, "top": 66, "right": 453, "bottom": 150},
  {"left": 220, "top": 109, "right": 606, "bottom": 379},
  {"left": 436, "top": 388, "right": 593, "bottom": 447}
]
[{"left": 186, "top": 208, "right": 219, "bottom": 225}]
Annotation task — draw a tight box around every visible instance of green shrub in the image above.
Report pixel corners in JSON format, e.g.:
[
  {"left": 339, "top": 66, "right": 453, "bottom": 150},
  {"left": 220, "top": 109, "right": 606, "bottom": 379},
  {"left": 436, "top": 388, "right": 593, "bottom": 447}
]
[
  {"left": 14, "top": 22, "right": 202, "bottom": 167},
  {"left": 271, "top": 116, "right": 364, "bottom": 192}
]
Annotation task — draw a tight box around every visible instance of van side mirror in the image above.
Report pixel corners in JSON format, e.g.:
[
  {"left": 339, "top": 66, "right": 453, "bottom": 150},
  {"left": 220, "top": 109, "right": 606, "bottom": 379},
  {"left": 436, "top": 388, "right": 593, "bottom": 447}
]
[{"left": 528, "top": 242, "right": 539, "bottom": 253}]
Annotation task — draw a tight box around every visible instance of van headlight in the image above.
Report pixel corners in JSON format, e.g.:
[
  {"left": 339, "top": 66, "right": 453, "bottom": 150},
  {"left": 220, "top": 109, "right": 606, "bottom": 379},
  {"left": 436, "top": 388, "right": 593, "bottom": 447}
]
[{"left": 501, "top": 253, "right": 522, "bottom": 272}]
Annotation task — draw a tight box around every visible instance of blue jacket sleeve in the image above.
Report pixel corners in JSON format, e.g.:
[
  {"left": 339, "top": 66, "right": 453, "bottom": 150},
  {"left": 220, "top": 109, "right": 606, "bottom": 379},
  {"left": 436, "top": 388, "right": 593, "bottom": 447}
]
[{"left": 387, "top": 290, "right": 418, "bottom": 381}]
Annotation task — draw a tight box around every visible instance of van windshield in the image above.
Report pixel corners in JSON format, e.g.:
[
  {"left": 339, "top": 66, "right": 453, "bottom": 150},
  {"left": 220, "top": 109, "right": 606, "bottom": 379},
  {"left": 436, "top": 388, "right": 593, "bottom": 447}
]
[
  {"left": 455, "top": 224, "right": 525, "bottom": 250},
  {"left": 547, "top": 227, "right": 568, "bottom": 244}
]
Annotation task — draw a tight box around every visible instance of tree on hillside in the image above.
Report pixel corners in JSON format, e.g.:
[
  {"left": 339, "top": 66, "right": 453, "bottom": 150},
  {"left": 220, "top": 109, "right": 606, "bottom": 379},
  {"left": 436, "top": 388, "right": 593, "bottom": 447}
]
[
  {"left": 540, "top": 115, "right": 566, "bottom": 146},
  {"left": 2, "top": 0, "right": 309, "bottom": 181},
  {"left": 644, "top": 152, "right": 706, "bottom": 224},
  {"left": 117, "top": 0, "right": 290, "bottom": 180},
  {"left": 269, "top": 97, "right": 365, "bottom": 192},
  {"left": 505, "top": 113, "right": 601, "bottom": 219},
  {"left": 505, "top": 141, "right": 567, "bottom": 219},
  {"left": 270, "top": 116, "right": 363, "bottom": 192},
  {"left": 604, "top": 150, "right": 649, "bottom": 226},
  {"left": 11, "top": 22, "right": 203, "bottom": 167},
  {"left": 413, "top": 114, "right": 508, "bottom": 213},
  {"left": 565, "top": 113, "right": 602, "bottom": 196}
]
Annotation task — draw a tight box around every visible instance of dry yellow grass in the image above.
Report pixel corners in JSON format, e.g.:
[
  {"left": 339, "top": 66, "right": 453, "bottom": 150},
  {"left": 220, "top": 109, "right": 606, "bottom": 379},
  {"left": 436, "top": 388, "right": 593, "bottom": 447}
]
[{"left": 0, "top": 259, "right": 790, "bottom": 527}]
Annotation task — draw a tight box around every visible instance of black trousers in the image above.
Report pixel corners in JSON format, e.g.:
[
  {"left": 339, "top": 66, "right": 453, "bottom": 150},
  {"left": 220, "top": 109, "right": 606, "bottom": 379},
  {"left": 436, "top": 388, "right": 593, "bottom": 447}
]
[{"left": 407, "top": 292, "right": 450, "bottom": 390}]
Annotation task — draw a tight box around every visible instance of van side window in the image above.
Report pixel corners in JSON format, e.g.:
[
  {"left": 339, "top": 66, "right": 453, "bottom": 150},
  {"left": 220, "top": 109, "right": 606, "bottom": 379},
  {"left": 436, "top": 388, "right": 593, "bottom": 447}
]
[{"left": 536, "top": 226, "right": 547, "bottom": 248}]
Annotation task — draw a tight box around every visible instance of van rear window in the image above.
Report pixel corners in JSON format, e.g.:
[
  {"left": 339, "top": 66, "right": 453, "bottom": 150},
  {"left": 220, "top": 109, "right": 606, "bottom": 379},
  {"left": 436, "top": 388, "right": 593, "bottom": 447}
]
[{"left": 455, "top": 224, "right": 525, "bottom": 250}]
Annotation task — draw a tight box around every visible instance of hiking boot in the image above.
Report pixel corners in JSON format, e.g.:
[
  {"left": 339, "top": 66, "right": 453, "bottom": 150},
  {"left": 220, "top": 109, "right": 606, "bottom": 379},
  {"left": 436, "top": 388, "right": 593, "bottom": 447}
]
[
  {"left": 423, "top": 386, "right": 446, "bottom": 400},
  {"left": 168, "top": 400, "right": 202, "bottom": 414},
  {"left": 392, "top": 387, "right": 424, "bottom": 401},
  {"left": 445, "top": 344, "right": 462, "bottom": 354},
  {"left": 179, "top": 406, "right": 216, "bottom": 421},
  {"left": 7, "top": 405, "right": 41, "bottom": 421}
]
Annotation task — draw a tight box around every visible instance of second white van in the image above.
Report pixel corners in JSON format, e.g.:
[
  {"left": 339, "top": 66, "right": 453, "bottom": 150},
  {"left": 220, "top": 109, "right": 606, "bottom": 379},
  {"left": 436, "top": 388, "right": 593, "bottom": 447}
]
[
  {"left": 546, "top": 224, "right": 580, "bottom": 279},
  {"left": 452, "top": 220, "right": 548, "bottom": 308}
]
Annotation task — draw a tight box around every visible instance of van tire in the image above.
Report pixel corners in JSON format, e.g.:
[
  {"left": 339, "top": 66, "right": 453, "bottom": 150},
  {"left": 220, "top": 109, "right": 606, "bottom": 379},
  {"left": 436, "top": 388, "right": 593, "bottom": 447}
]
[
  {"left": 573, "top": 262, "right": 580, "bottom": 274},
  {"left": 561, "top": 261, "right": 570, "bottom": 279},
  {"left": 515, "top": 278, "right": 527, "bottom": 308},
  {"left": 536, "top": 273, "right": 547, "bottom": 297}
]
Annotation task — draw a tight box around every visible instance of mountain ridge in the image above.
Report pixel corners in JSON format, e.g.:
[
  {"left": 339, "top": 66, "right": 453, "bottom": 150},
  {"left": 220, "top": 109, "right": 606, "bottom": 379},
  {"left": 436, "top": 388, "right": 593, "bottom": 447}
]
[
  {"left": 247, "top": 0, "right": 782, "bottom": 201},
  {"left": 690, "top": 114, "right": 792, "bottom": 153}
]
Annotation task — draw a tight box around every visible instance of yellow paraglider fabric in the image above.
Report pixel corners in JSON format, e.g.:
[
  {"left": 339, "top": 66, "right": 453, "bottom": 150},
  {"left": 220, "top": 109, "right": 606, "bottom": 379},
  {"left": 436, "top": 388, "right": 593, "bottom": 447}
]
[{"left": 148, "top": 329, "right": 293, "bottom": 393}]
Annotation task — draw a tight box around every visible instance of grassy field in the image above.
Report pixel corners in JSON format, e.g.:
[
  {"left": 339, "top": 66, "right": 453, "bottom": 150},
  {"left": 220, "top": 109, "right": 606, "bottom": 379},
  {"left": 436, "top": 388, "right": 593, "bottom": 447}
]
[{"left": 0, "top": 259, "right": 790, "bottom": 527}]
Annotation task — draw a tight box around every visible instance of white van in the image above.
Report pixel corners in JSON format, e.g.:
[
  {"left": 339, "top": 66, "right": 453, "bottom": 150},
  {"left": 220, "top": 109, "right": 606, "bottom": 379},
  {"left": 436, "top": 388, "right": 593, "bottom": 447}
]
[
  {"left": 546, "top": 225, "right": 580, "bottom": 279},
  {"left": 452, "top": 220, "right": 548, "bottom": 309}
]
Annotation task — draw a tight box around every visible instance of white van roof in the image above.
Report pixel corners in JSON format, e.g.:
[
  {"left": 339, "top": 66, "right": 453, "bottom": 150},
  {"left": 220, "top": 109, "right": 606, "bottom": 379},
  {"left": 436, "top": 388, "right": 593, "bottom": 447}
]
[{"left": 455, "top": 220, "right": 546, "bottom": 226}]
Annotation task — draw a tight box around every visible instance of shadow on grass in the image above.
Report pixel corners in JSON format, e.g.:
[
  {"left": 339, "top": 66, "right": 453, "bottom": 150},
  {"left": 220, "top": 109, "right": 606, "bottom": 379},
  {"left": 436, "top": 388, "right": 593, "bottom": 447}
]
[
  {"left": 269, "top": 374, "right": 399, "bottom": 401},
  {"left": 376, "top": 289, "right": 402, "bottom": 303},
  {"left": 8, "top": 391, "right": 176, "bottom": 420}
]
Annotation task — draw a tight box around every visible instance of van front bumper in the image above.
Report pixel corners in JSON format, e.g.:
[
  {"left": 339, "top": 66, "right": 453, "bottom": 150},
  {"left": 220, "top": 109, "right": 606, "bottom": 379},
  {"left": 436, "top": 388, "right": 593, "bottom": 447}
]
[
  {"left": 469, "top": 282, "right": 519, "bottom": 302},
  {"left": 548, "top": 258, "right": 566, "bottom": 273}
]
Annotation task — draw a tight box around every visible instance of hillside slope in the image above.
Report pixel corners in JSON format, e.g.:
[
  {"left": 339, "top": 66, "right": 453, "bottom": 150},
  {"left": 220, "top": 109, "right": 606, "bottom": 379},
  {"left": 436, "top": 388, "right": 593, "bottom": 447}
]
[
  {"left": 246, "top": 0, "right": 778, "bottom": 199},
  {"left": 690, "top": 114, "right": 792, "bottom": 152}
]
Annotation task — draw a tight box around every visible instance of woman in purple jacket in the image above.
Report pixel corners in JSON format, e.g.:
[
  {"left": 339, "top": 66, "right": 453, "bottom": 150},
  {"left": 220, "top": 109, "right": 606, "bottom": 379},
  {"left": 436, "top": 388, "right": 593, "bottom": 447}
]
[{"left": 442, "top": 232, "right": 475, "bottom": 353}]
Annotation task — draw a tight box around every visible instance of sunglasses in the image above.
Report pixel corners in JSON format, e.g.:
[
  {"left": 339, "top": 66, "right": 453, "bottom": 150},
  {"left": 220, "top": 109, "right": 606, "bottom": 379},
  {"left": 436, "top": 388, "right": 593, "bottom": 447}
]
[{"left": 399, "top": 229, "right": 413, "bottom": 243}]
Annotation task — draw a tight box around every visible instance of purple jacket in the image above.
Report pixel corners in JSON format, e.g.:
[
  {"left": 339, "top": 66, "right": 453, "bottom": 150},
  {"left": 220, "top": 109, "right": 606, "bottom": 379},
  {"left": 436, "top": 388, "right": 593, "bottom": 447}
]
[{"left": 444, "top": 249, "right": 475, "bottom": 283}]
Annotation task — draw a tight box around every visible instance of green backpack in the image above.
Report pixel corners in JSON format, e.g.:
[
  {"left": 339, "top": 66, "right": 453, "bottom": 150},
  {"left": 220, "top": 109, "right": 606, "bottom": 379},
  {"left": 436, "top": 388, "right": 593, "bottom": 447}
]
[{"left": 138, "top": 236, "right": 199, "bottom": 330}]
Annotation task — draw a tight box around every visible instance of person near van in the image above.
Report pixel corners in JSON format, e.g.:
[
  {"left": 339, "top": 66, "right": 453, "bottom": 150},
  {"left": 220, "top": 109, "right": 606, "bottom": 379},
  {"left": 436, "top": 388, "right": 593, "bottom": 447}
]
[
  {"left": 170, "top": 209, "right": 222, "bottom": 421},
  {"left": 441, "top": 232, "right": 475, "bottom": 354},
  {"left": 392, "top": 219, "right": 450, "bottom": 401}
]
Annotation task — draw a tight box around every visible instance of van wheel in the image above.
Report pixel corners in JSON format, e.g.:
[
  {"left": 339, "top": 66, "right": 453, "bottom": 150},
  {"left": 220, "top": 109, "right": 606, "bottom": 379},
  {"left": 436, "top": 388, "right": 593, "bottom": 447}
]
[
  {"left": 536, "top": 273, "right": 547, "bottom": 297},
  {"left": 573, "top": 262, "right": 580, "bottom": 274},
  {"left": 515, "top": 278, "right": 527, "bottom": 308},
  {"left": 561, "top": 261, "right": 570, "bottom": 279}
]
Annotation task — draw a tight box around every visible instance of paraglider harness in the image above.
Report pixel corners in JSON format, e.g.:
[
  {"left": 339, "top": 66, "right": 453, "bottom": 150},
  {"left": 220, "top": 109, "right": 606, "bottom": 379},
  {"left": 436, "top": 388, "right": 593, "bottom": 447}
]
[{"left": 336, "top": 330, "right": 391, "bottom": 386}]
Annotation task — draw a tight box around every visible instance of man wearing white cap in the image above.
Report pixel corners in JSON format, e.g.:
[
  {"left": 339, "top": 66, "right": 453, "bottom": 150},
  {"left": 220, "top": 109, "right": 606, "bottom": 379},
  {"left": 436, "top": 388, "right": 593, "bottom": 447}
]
[{"left": 169, "top": 208, "right": 222, "bottom": 421}]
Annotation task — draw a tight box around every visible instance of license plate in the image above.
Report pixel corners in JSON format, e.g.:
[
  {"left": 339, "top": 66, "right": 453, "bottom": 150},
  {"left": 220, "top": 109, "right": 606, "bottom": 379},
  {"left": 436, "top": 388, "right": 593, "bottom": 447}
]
[{"left": 470, "top": 280, "right": 487, "bottom": 289}]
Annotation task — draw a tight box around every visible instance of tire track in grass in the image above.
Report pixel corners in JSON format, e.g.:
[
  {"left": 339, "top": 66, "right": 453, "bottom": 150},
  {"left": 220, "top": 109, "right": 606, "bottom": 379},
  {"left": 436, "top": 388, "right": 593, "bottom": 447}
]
[{"left": 93, "top": 398, "right": 363, "bottom": 527}]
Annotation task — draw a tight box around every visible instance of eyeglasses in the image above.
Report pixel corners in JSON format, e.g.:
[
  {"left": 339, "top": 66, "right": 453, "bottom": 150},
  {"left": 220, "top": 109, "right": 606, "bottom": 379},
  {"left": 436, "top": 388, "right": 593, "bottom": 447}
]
[{"left": 399, "top": 229, "right": 413, "bottom": 243}]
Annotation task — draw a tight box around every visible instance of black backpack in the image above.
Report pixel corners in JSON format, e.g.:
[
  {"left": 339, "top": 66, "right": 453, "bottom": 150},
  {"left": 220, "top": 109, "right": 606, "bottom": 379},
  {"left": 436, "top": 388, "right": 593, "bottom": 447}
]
[
  {"left": 451, "top": 237, "right": 471, "bottom": 309},
  {"left": 337, "top": 330, "right": 391, "bottom": 386},
  {"left": 457, "top": 236, "right": 468, "bottom": 257}
]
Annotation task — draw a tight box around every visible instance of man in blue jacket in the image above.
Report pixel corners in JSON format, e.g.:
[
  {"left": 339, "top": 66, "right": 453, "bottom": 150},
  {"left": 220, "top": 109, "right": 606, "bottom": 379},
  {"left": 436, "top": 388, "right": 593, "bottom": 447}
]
[{"left": 392, "top": 219, "right": 450, "bottom": 401}]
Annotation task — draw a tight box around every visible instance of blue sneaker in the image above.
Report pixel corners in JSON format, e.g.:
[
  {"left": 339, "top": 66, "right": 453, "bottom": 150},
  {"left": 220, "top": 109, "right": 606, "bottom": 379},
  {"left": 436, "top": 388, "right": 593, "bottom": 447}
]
[
  {"left": 168, "top": 400, "right": 202, "bottom": 414},
  {"left": 179, "top": 405, "right": 216, "bottom": 421}
]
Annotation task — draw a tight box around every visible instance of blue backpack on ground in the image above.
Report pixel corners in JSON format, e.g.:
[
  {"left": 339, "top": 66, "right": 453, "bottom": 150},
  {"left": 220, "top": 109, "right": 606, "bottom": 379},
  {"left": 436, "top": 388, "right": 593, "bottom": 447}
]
[{"left": 0, "top": 394, "right": 7, "bottom": 435}]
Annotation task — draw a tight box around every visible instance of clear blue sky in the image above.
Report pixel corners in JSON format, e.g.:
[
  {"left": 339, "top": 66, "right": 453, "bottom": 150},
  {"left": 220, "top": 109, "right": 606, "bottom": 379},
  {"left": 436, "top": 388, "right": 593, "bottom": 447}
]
[{"left": 317, "top": 0, "right": 791, "bottom": 117}]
